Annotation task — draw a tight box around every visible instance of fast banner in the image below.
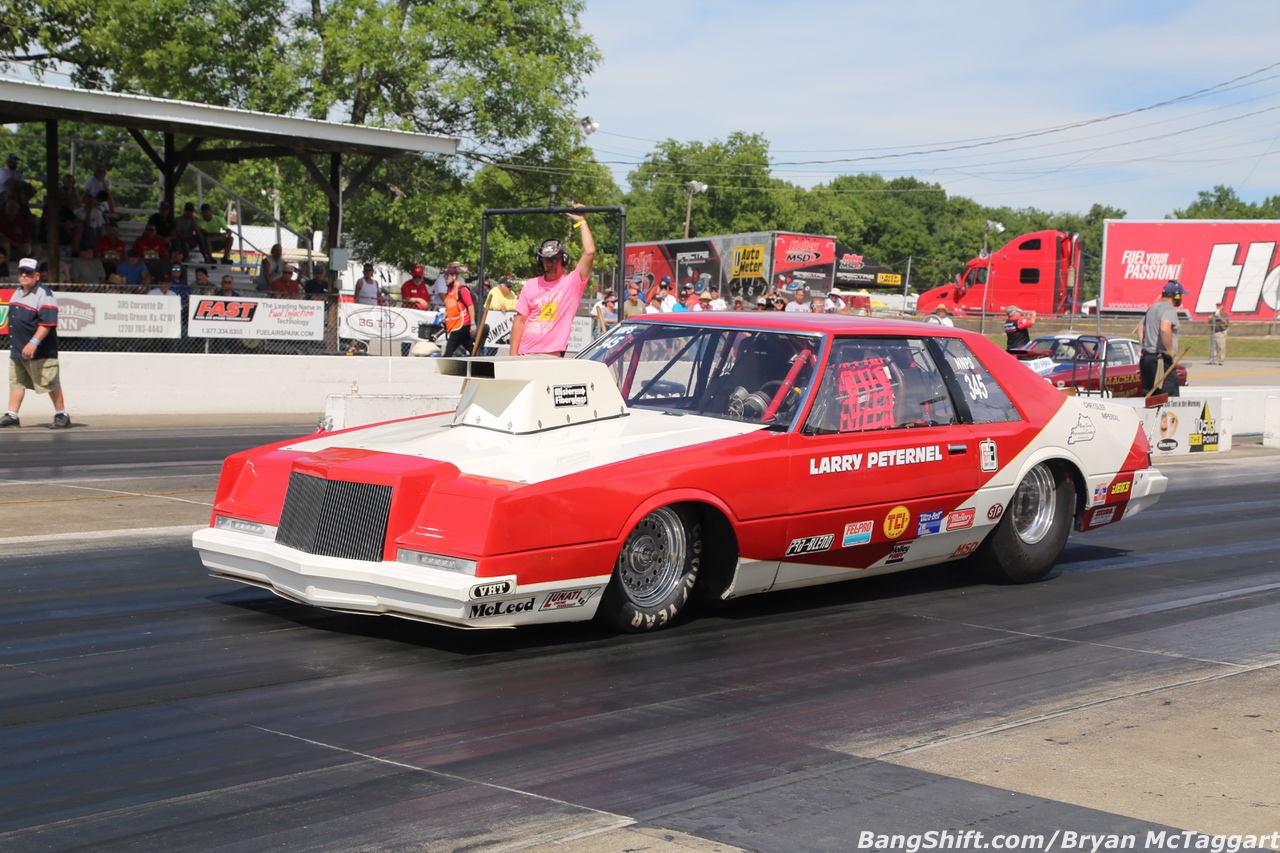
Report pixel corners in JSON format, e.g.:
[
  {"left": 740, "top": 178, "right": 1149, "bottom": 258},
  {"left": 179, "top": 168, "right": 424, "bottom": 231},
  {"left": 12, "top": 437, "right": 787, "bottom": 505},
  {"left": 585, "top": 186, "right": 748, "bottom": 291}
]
[
  {"left": 1102, "top": 219, "right": 1280, "bottom": 319},
  {"left": 340, "top": 303, "right": 441, "bottom": 342},
  {"left": 188, "top": 296, "right": 326, "bottom": 340},
  {"left": 54, "top": 291, "right": 182, "bottom": 338}
]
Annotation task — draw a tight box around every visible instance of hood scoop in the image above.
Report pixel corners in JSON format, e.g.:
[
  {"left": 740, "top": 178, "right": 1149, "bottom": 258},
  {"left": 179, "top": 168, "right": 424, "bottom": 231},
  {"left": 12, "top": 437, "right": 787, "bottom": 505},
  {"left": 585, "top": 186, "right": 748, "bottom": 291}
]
[{"left": 436, "top": 356, "right": 628, "bottom": 435}]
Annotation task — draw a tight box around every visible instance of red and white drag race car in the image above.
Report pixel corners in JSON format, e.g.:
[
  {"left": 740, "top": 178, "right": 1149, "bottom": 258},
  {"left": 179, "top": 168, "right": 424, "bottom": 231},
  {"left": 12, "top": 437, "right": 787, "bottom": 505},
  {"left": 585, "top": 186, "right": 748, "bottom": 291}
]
[{"left": 193, "top": 314, "right": 1166, "bottom": 632}]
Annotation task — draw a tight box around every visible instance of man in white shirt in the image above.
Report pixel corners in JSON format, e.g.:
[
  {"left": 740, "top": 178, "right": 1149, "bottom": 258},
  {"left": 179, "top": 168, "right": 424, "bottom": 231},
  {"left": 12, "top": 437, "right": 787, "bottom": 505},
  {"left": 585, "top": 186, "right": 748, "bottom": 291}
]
[
  {"left": 926, "top": 304, "right": 955, "bottom": 326},
  {"left": 707, "top": 285, "right": 727, "bottom": 311},
  {"left": 785, "top": 289, "right": 812, "bottom": 312},
  {"left": 824, "top": 289, "right": 846, "bottom": 313},
  {"left": 658, "top": 278, "right": 678, "bottom": 312}
]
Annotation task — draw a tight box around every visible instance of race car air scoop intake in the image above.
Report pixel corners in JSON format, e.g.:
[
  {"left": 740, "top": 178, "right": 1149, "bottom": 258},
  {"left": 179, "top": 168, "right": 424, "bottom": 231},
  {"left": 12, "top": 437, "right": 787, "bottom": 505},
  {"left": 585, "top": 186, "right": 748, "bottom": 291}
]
[{"left": 436, "top": 356, "right": 629, "bottom": 435}]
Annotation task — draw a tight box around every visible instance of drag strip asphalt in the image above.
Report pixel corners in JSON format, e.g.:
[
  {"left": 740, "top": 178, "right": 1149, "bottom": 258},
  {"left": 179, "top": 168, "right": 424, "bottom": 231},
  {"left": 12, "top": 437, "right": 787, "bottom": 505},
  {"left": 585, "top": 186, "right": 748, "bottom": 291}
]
[{"left": 0, "top": 437, "right": 1277, "bottom": 852}]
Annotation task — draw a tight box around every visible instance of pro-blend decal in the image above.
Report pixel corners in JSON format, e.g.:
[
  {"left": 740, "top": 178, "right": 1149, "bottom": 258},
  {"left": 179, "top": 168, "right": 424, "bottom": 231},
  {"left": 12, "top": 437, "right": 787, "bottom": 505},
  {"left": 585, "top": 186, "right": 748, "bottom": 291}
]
[{"left": 786, "top": 534, "right": 835, "bottom": 556}]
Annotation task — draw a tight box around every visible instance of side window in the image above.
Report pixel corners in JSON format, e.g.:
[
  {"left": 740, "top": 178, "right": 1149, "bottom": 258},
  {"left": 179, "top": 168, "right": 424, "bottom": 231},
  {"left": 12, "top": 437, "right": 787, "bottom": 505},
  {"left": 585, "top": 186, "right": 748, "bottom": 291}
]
[
  {"left": 1019, "top": 238, "right": 1042, "bottom": 251},
  {"left": 934, "top": 340, "right": 1022, "bottom": 424},
  {"left": 1019, "top": 268, "right": 1041, "bottom": 284},
  {"left": 804, "top": 338, "right": 957, "bottom": 434},
  {"left": 1106, "top": 339, "right": 1135, "bottom": 366}
]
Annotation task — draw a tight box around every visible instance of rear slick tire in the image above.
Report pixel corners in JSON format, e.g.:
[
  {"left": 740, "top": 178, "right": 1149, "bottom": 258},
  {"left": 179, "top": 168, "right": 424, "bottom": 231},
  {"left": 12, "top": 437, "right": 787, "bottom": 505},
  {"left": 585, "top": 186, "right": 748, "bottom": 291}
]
[
  {"left": 598, "top": 505, "right": 702, "bottom": 632},
  {"left": 975, "top": 462, "right": 1074, "bottom": 584}
]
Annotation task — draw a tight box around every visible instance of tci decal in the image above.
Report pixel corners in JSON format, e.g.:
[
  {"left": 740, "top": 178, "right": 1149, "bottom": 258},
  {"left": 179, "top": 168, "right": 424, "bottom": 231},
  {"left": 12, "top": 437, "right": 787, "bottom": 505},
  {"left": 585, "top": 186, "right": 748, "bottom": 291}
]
[
  {"left": 883, "top": 506, "right": 911, "bottom": 539},
  {"left": 470, "top": 580, "right": 513, "bottom": 599},
  {"left": 987, "top": 504, "right": 1004, "bottom": 521},
  {"left": 468, "top": 597, "right": 535, "bottom": 619},
  {"left": 947, "top": 508, "right": 975, "bottom": 530},
  {"left": 786, "top": 534, "right": 835, "bottom": 556},
  {"left": 916, "top": 510, "right": 944, "bottom": 537},
  {"left": 540, "top": 588, "right": 598, "bottom": 611},
  {"left": 842, "top": 520, "right": 874, "bottom": 547},
  {"left": 552, "top": 384, "right": 588, "bottom": 407},
  {"left": 886, "top": 542, "right": 911, "bottom": 564}
]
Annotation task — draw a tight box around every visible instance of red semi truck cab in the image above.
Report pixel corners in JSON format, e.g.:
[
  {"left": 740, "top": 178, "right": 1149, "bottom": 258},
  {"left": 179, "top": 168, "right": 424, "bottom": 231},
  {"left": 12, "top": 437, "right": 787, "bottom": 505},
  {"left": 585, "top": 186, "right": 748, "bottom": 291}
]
[{"left": 918, "top": 230, "right": 1081, "bottom": 317}]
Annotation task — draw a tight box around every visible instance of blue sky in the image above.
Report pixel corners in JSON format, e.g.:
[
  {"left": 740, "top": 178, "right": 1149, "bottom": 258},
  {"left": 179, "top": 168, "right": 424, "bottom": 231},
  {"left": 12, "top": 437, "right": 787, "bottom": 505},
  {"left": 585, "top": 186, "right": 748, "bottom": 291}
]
[{"left": 577, "top": 0, "right": 1280, "bottom": 220}]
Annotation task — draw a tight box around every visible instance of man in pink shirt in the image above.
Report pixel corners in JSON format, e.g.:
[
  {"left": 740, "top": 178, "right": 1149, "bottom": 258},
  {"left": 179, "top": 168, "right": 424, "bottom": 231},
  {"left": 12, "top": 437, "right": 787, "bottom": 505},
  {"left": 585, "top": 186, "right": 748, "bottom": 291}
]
[{"left": 510, "top": 204, "right": 595, "bottom": 356}]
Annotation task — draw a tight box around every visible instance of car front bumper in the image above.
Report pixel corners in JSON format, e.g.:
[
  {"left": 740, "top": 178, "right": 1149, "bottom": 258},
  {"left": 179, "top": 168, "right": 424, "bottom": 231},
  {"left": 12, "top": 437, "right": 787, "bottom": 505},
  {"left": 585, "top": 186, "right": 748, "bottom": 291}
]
[{"left": 192, "top": 527, "right": 609, "bottom": 629}]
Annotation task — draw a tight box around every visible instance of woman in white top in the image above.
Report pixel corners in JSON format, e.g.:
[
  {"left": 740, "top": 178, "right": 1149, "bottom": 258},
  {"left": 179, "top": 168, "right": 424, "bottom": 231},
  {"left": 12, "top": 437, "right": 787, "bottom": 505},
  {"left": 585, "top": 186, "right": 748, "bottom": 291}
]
[
  {"left": 354, "top": 263, "right": 384, "bottom": 305},
  {"left": 258, "top": 244, "right": 283, "bottom": 291}
]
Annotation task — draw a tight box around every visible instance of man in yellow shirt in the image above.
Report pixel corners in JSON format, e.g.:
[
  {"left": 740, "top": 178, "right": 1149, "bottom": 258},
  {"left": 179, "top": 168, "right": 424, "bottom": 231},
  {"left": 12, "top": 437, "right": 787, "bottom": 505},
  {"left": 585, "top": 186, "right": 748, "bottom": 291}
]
[{"left": 478, "top": 276, "right": 519, "bottom": 354}]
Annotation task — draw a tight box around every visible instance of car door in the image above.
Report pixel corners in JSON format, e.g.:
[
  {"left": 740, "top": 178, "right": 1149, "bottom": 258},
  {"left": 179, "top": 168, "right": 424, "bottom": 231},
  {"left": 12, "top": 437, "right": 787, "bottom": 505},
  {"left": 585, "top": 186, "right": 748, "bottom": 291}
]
[{"left": 779, "top": 336, "right": 980, "bottom": 588}]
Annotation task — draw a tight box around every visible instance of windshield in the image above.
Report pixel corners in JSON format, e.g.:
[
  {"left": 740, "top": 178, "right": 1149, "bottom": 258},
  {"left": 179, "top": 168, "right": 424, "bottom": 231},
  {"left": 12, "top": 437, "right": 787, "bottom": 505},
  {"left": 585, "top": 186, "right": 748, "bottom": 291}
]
[{"left": 579, "top": 322, "right": 822, "bottom": 427}]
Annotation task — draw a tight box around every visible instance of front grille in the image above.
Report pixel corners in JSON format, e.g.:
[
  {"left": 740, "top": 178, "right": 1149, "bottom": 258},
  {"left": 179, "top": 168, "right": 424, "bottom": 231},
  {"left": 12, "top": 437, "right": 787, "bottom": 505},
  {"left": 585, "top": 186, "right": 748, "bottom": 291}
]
[{"left": 276, "top": 472, "right": 394, "bottom": 562}]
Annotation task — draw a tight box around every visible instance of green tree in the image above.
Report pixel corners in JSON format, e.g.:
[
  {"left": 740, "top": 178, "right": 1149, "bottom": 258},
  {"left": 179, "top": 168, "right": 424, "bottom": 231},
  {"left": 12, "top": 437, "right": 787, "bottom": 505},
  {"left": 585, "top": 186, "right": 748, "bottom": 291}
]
[{"left": 1171, "top": 185, "right": 1280, "bottom": 219}]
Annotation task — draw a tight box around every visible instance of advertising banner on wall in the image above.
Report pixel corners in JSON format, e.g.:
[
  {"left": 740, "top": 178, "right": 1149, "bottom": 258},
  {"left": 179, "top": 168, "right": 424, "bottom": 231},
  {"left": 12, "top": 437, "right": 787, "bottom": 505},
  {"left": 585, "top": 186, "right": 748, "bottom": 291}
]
[
  {"left": 1136, "top": 396, "right": 1226, "bottom": 456},
  {"left": 340, "top": 303, "right": 442, "bottom": 342},
  {"left": 188, "top": 296, "right": 326, "bottom": 340},
  {"left": 55, "top": 291, "right": 182, "bottom": 338}
]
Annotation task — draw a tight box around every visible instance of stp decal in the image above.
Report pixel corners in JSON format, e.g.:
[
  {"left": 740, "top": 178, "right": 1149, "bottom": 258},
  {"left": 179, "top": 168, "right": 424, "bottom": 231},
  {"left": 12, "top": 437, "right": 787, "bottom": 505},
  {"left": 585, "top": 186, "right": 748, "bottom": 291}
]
[
  {"left": 842, "top": 521, "right": 874, "bottom": 547},
  {"left": 786, "top": 534, "right": 835, "bottom": 556},
  {"left": 883, "top": 506, "right": 911, "bottom": 539},
  {"left": 987, "top": 503, "right": 1004, "bottom": 521}
]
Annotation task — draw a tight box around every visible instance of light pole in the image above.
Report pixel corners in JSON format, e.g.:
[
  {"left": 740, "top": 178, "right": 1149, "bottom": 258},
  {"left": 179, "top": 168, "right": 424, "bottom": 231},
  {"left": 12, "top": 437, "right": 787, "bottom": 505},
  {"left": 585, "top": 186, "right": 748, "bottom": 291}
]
[
  {"left": 981, "top": 219, "right": 1005, "bottom": 259},
  {"left": 684, "top": 180, "right": 708, "bottom": 239}
]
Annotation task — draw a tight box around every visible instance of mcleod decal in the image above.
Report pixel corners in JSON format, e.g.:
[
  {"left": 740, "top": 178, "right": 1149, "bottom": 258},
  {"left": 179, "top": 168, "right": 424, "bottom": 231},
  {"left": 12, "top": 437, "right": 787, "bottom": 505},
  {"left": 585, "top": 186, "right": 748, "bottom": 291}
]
[
  {"left": 842, "top": 520, "right": 874, "bottom": 547},
  {"left": 468, "top": 597, "right": 536, "bottom": 619},
  {"left": 947, "top": 508, "right": 975, "bottom": 530},
  {"left": 786, "top": 534, "right": 835, "bottom": 556},
  {"left": 470, "top": 580, "right": 513, "bottom": 599},
  {"left": 916, "top": 510, "right": 944, "bottom": 537},
  {"left": 808, "top": 444, "right": 941, "bottom": 475},
  {"left": 885, "top": 542, "right": 911, "bottom": 564},
  {"left": 539, "top": 588, "right": 598, "bottom": 611},
  {"left": 883, "top": 506, "right": 911, "bottom": 539}
]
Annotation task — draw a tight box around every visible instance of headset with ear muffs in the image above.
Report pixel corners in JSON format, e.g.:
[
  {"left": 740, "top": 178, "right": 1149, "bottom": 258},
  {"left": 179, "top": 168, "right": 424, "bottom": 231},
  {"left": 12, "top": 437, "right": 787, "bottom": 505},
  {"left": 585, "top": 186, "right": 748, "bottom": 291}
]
[{"left": 533, "top": 239, "right": 572, "bottom": 272}]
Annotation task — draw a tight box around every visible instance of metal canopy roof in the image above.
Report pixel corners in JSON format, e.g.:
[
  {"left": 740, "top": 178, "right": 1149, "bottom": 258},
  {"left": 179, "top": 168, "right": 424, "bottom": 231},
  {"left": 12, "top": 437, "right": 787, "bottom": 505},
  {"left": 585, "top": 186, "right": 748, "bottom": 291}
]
[{"left": 0, "top": 78, "right": 459, "bottom": 159}]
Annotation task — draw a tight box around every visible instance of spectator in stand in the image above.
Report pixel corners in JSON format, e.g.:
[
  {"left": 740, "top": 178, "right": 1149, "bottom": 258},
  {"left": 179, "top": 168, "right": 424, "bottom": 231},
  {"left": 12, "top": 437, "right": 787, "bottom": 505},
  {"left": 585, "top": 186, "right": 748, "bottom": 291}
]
[
  {"left": 192, "top": 266, "right": 213, "bottom": 294},
  {"left": 1003, "top": 305, "right": 1036, "bottom": 351},
  {"left": 68, "top": 246, "right": 106, "bottom": 285},
  {"left": 697, "top": 292, "right": 712, "bottom": 311},
  {"left": 198, "top": 203, "right": 233, "bottom": 263},
  {"left": 303, "top": 264, "right": 330, "bottom": 301},
  {"left": 432, "top": 267, "right": 451, "bottom": 307},
  {"left": 134, "top": 222, "right": 169, "bottom": 278},
  {"left": 509, "top": 204, "right": 595, "bottom": 357},
  {"left": 733, "top": 295, "right": 746, "bottom": 311},
  {"left": 658, "top": 276, "right": 677, "bottom": 311},
  {"left": 2, "top": 258, "right": 71, "bottom": 429},
  {"left": 773, "top": 296, "right": 787, "bottom": 311},
  {"left": 708, "top": 285, "right": 727, "bottom": 311},
  {"left": 785, "top": 289, "right": 812, "bottom": 312},
  {"left": 270, "top": 264, "right": 302, "bottom": 298},
  {"left": 72, "top": 189, "right": 105, "bottom": 252},
  {"left": 400, "top": 265, "right": 432, "bottom": 309},
  {"left": 257, "top": 243, "right": 284, "bottom": 291},
  {"left": 354, "top": 262, "right": 383, "bottom": 305},
  {"left": 646, "top": 292, "right": 663, "bottom": 314},
  {"left": 591, "top": 289, "right": 614, "bottom": 334},
  {"left": 115, "top": 247, "right": 151, "bottom": 288},
  {"left": 0, "top": 197, "right": 33, "bottom": 259},
  {"left": 39, "top": 183, "right": 78, "bottom": 250},
  {"left": 824, "top": 289, "right": 846, "bottom": 314},
  {"left": 104, "top": 274, "right": 124, "bottom": 293},
  {"left": 217, "top": 274, "right": 240, "bottom": 297},
  {"left": 601, "top": 292, "right": 619, "bottom": 331},
  {"left": 148, "top": 201, "right": 176, "bottom": 250},
  {"left": 927, "top": 304, "right": 955, "bottom": 326},
  {"left": 165, "top": 261, "right": 189, "bottom": 290},
  {"left": 84, "top": 165, "right": 116, "bottom": 218},
  {"left": 95, "top": 222, "right": 126, "bottom": 274},
  {"left": 620, "top": 283, "right": 645, "bottom": 320},
  {"left": 0, "top": 154, "right": 24, "bottom": 199},
  {"left": 0, "top": 248, "right": 9, "bottom": 283},
  {"left": 174, "top": 202, "right": 202, "bottom": 255},
  {"left": 475, "top": 275, "right": 518, "bottom": 354},
  {"left": 441, "top": 267, "right": 476, "bottom": 356}
]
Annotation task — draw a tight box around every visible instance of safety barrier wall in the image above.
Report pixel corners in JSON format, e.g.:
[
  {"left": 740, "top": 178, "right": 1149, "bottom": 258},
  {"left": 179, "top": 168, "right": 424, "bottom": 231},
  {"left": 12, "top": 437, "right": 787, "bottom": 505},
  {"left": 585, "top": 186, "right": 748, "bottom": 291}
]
[{"left": 57, "top": 352, "right": 464, "bottom": 416}]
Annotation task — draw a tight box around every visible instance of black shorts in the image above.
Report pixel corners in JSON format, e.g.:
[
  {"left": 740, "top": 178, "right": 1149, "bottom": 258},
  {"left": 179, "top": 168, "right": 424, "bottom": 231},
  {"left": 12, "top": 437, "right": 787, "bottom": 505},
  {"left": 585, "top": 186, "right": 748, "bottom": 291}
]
[{"left": 1139, "top": 351, "right": 1179, "bottom": 396}]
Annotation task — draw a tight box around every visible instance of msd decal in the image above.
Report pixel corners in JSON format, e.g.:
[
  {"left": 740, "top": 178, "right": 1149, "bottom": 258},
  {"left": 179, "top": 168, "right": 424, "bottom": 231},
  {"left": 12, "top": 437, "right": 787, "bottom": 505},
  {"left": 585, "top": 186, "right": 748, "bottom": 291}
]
[
  {"left": 194, "top": 299, "right": 258, "bottom": 321},
  {"left": 786, "top": 534, "right": 835, "bottom": 556},
  {"left": 840, "top": 253, "right": 865, "bottom": 270},
  {"left": 952, "top": 541, "right": 980, "bottom": 557}
]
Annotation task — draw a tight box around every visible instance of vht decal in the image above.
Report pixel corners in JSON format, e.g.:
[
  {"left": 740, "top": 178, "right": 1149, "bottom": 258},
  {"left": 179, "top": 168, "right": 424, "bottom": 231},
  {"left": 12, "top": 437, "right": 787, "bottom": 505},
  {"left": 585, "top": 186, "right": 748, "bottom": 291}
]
[
  {"left": 470, "top": 580, "right": 513, "bottom": 599},
  {"left": 786, "top": 534, "right": 835, "bottom": 556},
  {"left": 468, "top": 597, "right": 535, "bottom": 618}
]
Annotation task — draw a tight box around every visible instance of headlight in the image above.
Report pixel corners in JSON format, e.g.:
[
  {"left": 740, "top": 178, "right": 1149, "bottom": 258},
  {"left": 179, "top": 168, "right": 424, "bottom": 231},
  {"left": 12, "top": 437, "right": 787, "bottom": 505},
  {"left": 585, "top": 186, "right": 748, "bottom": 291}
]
[
  {"left": 396, "top": 549, "right": 477, "bottom": 575},
  {"left": 215, "top": 515, "right": 276, "bottom": 538}
]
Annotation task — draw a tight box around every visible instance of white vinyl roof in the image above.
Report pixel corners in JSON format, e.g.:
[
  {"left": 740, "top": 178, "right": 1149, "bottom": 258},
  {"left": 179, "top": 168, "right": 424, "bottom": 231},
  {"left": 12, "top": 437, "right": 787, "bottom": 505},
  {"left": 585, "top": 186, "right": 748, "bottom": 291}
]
[{"left": 0, "top": 78, "right": 458, "bottom": 159}]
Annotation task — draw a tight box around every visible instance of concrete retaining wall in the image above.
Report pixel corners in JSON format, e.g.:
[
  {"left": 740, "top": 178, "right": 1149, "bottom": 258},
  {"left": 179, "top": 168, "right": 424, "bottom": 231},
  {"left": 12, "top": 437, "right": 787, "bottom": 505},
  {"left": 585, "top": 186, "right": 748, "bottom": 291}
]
[{"left": 57, "top": 352, "right": 464, "bottom": 416}]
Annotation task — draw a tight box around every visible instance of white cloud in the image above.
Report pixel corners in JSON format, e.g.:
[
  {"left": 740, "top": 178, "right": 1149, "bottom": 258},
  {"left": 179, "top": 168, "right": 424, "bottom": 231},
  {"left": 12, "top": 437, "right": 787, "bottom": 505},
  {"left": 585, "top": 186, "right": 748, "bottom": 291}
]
[{"left": 578, "top": 0, "right": 1280, "bottom": 219}]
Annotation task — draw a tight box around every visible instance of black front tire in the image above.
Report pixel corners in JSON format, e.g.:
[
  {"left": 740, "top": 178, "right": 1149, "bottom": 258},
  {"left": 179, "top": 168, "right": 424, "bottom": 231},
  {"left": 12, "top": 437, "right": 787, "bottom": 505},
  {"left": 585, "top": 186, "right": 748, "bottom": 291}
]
[
  {"left": 974, "top": 462, "right": 1074, "bottom": 584},
  {"left": 598, "top": 505, "right": 702, "bottom": 632}
]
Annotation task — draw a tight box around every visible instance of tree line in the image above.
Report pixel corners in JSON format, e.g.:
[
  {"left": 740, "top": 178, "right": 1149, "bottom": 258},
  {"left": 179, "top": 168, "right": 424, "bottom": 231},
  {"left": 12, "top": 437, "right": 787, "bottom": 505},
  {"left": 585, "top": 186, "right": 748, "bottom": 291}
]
[{"left": 3, "top": 0, "right": 1274, "bottom": 295}]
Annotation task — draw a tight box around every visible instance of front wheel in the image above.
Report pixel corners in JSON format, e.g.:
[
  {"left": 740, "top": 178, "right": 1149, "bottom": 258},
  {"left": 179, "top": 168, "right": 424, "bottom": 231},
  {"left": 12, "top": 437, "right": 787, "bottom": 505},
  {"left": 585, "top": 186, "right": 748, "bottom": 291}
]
[
  {"left": 598, "top": 505, "right": 702, "bottom": 632},
  {"left": 973, "top": 462, "right": 1074, "bottom": 583}
]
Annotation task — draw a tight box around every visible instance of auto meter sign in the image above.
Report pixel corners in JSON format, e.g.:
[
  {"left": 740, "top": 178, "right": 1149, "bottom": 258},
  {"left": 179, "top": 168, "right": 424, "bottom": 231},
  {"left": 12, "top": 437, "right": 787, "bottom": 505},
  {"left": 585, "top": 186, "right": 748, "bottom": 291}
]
[
  {"left": 1102, "top": 219, "right": 1280, "bottom": 319},
  {"left": 189, "top": 296, "right": 325, "bottom": 340}
]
